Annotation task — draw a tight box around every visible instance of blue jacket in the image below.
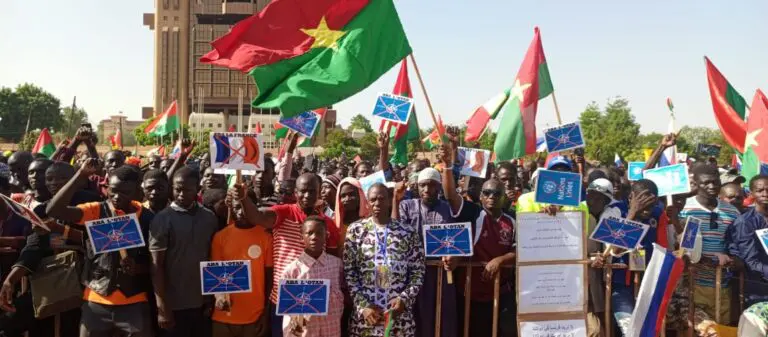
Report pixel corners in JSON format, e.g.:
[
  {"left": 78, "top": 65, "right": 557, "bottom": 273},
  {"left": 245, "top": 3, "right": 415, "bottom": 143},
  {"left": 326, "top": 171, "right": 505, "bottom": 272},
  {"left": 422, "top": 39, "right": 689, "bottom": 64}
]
[{"left": 728, "top": 207, "right": 768, "bottom": 306}]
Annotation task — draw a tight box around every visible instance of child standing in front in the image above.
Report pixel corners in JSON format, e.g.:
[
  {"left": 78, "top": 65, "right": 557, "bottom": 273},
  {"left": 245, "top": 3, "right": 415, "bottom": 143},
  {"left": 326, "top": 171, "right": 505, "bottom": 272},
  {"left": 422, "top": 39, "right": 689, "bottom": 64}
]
[{"left": 282, "top": 216, "right": 344, "bottom": 337}]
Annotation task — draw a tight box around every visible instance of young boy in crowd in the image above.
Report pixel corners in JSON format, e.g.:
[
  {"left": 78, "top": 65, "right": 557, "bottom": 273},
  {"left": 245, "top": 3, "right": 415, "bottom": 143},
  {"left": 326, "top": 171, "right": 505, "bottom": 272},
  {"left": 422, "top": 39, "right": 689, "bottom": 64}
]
[
  {"left": 211, "top": 195, "right": 273, "bottom": 337},
  {"left": 282, "top": 216, "right": 344, "bottom": 337}
]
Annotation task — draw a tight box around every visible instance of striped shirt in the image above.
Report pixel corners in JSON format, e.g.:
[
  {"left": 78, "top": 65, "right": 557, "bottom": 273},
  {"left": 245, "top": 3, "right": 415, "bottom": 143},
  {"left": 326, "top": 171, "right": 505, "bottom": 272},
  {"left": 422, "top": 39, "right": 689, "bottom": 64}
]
[
  {"left": 269, "top": 204, "right": 339, "bottom": 303},
  {"left": 680, "top": 196, "right": 740, "bottom": 287}
]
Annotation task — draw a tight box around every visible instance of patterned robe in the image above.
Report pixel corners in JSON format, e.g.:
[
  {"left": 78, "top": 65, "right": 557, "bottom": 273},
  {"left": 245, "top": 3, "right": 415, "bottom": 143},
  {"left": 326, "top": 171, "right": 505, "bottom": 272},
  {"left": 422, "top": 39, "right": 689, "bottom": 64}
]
[{"left": 343, "top": 218, "right": 425, "bottom": 337}]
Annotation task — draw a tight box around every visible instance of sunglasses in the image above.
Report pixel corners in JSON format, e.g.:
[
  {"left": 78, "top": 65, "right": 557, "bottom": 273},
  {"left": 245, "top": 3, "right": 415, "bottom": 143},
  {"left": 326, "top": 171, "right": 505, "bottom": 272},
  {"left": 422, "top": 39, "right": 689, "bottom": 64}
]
[
  {"left": 481, "top": 189, "right": 503, "bottom": 197},
  {"left": 709, "top": 212, "right": 719, "bottom": 230}
]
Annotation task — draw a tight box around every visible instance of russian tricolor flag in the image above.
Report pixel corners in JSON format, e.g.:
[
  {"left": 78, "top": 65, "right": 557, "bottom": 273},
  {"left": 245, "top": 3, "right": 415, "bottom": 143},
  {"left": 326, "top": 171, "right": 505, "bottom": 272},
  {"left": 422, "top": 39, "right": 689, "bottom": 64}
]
[{"left": 627, "top": 244, "right": 684, "bottom": 337}]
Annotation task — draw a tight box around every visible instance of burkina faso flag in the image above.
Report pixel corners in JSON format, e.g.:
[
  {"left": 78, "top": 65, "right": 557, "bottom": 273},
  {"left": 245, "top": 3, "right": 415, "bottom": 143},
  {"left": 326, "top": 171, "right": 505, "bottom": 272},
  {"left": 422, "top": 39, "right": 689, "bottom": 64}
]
[
  {"left": 200, "top": 0, "right": 411, "bottom": 118},
  {"left": 493, "top": 27, "right": 554, "bottom": 161}
]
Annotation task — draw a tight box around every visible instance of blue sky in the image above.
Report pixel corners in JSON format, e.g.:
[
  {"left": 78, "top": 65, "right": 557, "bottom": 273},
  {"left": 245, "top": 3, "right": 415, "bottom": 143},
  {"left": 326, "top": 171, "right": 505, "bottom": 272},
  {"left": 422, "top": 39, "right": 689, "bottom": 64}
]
[{"left": 1, "top": 0, "right": 766, "bottom": 134}]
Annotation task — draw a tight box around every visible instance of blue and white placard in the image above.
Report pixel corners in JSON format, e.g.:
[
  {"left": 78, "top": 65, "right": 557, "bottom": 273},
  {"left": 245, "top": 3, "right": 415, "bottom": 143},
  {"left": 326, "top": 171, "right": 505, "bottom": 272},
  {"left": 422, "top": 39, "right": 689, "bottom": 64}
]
[
  {"left": 642, "top": 164, "right": 690, "bottom": 197},
  {"left": 200, "top": 260, "right": 252, "bottom": 295},
  {"left": 681, "top": 217, "right": 701, "bottom": 250},
  {"left": 423, "top": 222, "right": 473, "bottom": 257},
  {"left": 756, "top": 229, "right": 768, "bottom": 257},
  {"left": 589, "top": 216, "right": 650, "bottom": 250},
  {"left": 372, "top": 93, "right": 413, "bottom": 124},
  {"left": 279, "top": 111, "right": 321, "bottom": 138},
  {"left": 276, "top": 279, "right": 330, "bottom": 316},
  {"left": 627, "top": 162, "right": 645, "bottom": 181},
  {"left": 543, "top": 122, "right": 585, "bottom": 153},
  {"left": 534, "top": 170, "right": 583, "bottom": 207},
  {"left": 85, "top": 213, "right": 145, "bottom": 255}
]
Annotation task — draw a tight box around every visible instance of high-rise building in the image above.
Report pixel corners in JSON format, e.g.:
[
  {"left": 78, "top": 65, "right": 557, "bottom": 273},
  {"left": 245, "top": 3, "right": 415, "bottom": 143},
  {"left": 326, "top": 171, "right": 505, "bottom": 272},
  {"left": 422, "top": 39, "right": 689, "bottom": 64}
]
[{"left": 142, "top": 0, "right": 335, "bottom": 149}]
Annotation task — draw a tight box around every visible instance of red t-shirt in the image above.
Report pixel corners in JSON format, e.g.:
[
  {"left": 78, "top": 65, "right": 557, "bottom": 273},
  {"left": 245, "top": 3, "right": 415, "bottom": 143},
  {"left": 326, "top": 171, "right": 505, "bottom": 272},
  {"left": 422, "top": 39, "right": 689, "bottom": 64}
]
[
  {"left": 269, "top": 203, "right": 339, "bottom": 303},
  {"left": 462, "top": 210, "right": 516, "bottom": 302}
]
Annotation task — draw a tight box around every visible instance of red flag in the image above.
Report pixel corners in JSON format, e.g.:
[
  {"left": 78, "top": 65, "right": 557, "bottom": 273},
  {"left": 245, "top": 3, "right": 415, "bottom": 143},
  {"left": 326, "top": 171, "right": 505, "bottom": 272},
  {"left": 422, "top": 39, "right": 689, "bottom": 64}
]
[
  {"left": 746, "top": 89, "right": 768, "bottom": 163},
  {"left": 705, "top": 57, "right": 747, "bottom": 153},
  {"left": 199, "top": 0, "right": 369, "bottom": 72},
  {"left": 228, "top": 124, "right": 237, "bottom": 132},
  {"left": 253, "top": 122, "right": 263, "bottom": 134},
  {"left": 110, "top": 129, "right": 122, "bottom": 150}
]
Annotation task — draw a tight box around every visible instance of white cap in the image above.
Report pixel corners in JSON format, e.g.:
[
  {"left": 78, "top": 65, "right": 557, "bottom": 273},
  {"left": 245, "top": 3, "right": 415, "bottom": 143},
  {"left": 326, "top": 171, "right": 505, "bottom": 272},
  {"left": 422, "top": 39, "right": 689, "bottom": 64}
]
[
  {"left": 587, "top": 178, "right": 614, "bottom": 200},
  {"left": 418, "top": 168, "right": 442, "bottom": 184}
]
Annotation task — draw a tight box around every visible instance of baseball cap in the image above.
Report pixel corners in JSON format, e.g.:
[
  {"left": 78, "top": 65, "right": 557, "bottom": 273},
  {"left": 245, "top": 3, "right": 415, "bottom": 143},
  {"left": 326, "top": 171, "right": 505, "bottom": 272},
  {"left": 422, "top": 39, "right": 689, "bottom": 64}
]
[
  {"left": 547, "top": 156, "right": 573, "bottom": 170},
  {"left": 587, "top": 178, "right": 614, "bottom": 200},
  {"left": 720, "top": 172, "right": 746, "bottom": 185}
]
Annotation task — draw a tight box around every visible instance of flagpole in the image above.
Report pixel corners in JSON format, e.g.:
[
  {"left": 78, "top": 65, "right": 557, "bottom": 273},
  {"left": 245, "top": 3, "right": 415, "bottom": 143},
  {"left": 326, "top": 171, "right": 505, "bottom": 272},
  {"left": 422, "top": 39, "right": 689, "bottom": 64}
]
[
  {"left": 408, "top": 54, "right": 443, "bottom": 137},
  {"left": 118, "top": 112, "right": 124, "bottom": 150},
  {"left": 67, "top": 96, "right": 77, "bottom": 137},
  {"left": 238, "top": 87, "right": 244, "bottom": 133},
  {"left": 551, "top": 92, "right": 563, "bottom": 125}
]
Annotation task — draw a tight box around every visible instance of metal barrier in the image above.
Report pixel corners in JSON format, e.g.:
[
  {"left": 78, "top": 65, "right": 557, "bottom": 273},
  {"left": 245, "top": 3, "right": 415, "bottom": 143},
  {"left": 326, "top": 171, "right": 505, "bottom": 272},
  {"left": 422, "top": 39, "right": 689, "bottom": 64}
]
[
  {"left": 426, "top": 260, "right": 509, "bottom": 337},
  {"left": 603, "top": 260, "right": 745, "bottom": 337}
]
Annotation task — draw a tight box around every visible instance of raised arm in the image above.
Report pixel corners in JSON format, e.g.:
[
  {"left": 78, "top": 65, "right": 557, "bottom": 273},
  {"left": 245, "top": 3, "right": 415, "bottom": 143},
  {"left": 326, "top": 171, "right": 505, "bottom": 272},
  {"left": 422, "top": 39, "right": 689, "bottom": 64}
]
[
  {"left": 440, "top": 136, "right": 462, "bottom": 215},
  {"left": 166, "top": 140, "right": 196, "bottom": 180},
  {"left": 228, "top": 184, "right": 277, "bottom": 228},
  {"left": 644, "top": 133, "right": 678, "bottom": 170},
  {"left": 377, "top": 131, "right": 391, "bottom": 173},
  {"left": 277, "top": 132, "right": 299, "bottom": 183},
  {"left": 46, "top": 158, "right": 100, "bottom": 223}
]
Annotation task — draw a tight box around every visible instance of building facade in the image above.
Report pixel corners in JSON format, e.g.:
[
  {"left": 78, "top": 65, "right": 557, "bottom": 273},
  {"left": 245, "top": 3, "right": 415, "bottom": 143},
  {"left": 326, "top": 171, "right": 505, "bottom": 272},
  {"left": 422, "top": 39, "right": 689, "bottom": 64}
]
[{"left": 97, "top": 115, "right": 144, "bottom": 146}]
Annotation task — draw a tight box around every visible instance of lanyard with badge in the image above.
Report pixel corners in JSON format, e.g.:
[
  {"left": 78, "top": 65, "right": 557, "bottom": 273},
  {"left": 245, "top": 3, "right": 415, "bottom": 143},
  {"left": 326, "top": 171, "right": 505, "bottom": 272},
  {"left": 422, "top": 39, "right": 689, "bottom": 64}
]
[{"left": 373, "top": 220, "right": 391, "bottom": 310}]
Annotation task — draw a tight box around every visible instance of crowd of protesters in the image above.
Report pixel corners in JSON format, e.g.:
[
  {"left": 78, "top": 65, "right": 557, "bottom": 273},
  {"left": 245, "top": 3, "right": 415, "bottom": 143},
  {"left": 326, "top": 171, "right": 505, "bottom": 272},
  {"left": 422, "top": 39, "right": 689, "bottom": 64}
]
[{"left": 0, "top": 125, "right": 766, "bottom": 337}]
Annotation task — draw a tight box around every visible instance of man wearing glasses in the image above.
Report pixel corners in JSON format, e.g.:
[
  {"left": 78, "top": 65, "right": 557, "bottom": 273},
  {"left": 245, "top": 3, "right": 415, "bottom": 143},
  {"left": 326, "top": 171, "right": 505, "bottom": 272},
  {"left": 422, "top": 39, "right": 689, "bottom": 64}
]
[{"left": 675, "top": 163, "right": 742, "bottom": 325}]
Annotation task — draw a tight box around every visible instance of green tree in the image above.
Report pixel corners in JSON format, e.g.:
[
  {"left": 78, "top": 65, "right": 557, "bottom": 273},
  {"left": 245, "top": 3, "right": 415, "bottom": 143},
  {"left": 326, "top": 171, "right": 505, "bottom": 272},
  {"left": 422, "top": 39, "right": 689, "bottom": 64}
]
[
  {"left": 61, "top": 106, "right": 90, "bottom": 138},
  {"left": 358, "top": 132, "right": 379, "bottom": 161},
  {"left": 677, "top": 126, "right": 734, "bottom": 164},
  {"left": 579, "top": 97, "right": 641, "bottom": 165},
  {"left": 133, "top": 117, "right": 158, "bottom": 146},
  {"left": 18, "top": 130, "right": 41, "bottom": 152},
  {"left": 320, "top": 129, "right": 359, "bottom": 159},
  {"left": 349, "top": 114, "right": 373, "bottom": 133},
  {"left": 0, "top": 84, "right": 64, "bottom": 141},
  {"left": 625, "top": 132, "right": 664, "bottom": 162}
]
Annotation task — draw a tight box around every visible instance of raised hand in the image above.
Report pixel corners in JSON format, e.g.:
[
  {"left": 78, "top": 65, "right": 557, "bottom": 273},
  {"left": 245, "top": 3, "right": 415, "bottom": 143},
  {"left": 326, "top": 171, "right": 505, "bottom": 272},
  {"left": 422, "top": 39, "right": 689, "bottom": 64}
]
[
  {"left": 377, "top": 131, "right": 390, "bottom": 149},
  {"left": 79, "top": 158, "right": 102, "bottom": 177}
]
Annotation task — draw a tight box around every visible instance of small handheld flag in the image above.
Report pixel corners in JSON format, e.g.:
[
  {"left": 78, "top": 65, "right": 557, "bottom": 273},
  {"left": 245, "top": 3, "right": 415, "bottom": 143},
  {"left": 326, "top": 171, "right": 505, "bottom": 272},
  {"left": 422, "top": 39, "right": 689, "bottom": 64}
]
[
  {"left": 666, "top": 97, "right": 674, "bottom": 113},
  {"left": 384, "top": 311, "right": 395, "bottom": 337}
]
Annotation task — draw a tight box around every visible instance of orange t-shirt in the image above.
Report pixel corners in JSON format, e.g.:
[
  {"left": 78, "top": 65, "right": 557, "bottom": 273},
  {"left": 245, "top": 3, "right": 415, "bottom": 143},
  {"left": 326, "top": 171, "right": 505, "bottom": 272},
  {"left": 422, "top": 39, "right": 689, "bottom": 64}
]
[
  {"left": 211, "top": 224, "right": 273, "bottom": 325},
  {"left": 77, "top": 200, "right": 148, "bottom": 305}
]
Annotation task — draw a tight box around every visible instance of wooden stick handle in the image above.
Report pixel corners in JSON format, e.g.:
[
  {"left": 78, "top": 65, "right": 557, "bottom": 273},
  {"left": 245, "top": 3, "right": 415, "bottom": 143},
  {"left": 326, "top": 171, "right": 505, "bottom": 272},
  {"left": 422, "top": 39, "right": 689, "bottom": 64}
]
[
  {"left": 604, "top": 265, "right": 613, "bottom": 337},
  {"left": 551, "top": 91, "right": 563, "bottom": 125},
  {"left": 463, "top": 267, "right": 472, "bottom": 337},
  {"left": 409, "top": 54, "right": 443, "bottom": 138},
  {"left": 688, "top": 266, "right": 695, "bottom": 337},
  {"left": 715, "top": 265, "right": 722, "bottom": 323},
  {"left": 447, "top": 270, "right": 453, "bottom": 284},
  {"left": 492, "top": 273, "right": 500, "bottom": 337},
  {"left": 434, "top": 267, "right": 443, "bottom": 337}
]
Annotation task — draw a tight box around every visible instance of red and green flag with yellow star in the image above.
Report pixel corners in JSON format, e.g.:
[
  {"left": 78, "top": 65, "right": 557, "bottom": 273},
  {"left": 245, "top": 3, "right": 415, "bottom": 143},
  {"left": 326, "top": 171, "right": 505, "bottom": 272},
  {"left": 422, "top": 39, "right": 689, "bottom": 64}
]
[
  {"left": 201, "top": 0, "right": 411, "bottom": 118},
  {"left": 493, "top": 27, "right": 554, "bottom": 161},
  {"left": 742, "top": 89, "right": 768, "bottom": 182}
]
